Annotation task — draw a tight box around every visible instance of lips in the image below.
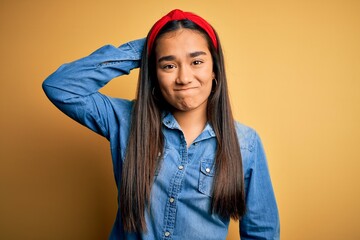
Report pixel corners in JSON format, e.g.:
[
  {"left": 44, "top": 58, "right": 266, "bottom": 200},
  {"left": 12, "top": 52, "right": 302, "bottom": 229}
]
[{"left": 174, "top": 87, "right": 197, "bottom": 91}]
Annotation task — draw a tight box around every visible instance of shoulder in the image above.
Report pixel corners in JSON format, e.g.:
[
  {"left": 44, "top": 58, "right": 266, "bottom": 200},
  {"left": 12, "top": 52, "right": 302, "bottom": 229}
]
[
  {"left": 235, "top": 121, "right": 269, "bottom": 177},
  {"left": 234, "top": 121, "right": 260, "bottom": 152}
]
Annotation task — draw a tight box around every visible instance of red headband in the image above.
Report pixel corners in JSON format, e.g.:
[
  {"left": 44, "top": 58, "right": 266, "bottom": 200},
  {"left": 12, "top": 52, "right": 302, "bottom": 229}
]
[{"left": 147, "top": 9, "right": 218, "bottom": 53}]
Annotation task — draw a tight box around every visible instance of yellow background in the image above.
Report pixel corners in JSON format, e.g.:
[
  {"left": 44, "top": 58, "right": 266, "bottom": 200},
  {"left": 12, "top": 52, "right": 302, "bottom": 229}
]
[{"left": 1, "top": 0, "right": 360, "bottom": 239}]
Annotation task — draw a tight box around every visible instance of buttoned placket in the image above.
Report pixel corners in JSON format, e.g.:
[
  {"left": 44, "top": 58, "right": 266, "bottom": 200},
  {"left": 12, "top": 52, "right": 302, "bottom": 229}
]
[
  {"left": 160, "top": 114, "right": 216, "bottom": 239},
  {"left": 162, "top": 133, "right": 188, "bottom": 239}
]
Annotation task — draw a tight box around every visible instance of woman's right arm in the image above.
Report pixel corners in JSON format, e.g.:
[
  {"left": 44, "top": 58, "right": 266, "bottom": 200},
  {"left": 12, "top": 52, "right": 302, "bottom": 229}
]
[{"left": 42, "top": 38, "right": 145, "bottom": 139}]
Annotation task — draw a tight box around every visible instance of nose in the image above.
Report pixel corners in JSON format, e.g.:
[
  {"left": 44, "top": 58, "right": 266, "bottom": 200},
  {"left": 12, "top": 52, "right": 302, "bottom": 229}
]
[{"left": 176, "top": 65, "right": 192, "bottom": 85}]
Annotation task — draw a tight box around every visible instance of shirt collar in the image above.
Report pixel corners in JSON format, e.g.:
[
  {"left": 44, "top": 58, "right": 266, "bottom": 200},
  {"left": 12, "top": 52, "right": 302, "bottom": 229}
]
[{"left": 162, "top": 111, "right": 216, "bottom": 140}]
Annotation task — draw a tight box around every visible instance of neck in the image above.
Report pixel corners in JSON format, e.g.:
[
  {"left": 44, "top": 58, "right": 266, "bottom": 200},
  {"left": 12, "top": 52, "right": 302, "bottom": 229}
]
[{"left": 172, "top": 104, "right": 207, "bottom": 147}]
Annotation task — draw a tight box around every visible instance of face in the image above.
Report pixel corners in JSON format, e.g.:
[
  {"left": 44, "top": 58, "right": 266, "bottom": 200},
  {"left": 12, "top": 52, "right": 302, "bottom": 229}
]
[{"left": 155, "top": 29, "right": 215, "bottom": 113}]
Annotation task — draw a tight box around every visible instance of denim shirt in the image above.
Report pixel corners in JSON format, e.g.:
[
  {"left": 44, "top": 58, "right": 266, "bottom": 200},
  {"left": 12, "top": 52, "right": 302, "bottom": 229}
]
[{"left": 43, "top": 38, "right": 280, "bottom": 240}]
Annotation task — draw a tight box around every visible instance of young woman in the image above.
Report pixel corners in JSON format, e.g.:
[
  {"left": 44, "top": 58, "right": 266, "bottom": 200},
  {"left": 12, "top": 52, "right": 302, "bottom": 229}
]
[{"left": 43, "top": 9, "right": 279, "bottom": 240}]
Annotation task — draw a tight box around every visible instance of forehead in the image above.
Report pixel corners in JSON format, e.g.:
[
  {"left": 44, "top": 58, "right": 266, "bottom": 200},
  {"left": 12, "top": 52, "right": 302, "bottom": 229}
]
[{"left": 155, "top": 29, "right": 210, "bottom": 56}]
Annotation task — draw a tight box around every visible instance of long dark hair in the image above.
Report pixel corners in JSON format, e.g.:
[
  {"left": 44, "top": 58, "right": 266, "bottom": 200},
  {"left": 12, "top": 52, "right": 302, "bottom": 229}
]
[{"left": 120, "top": 19, "right": 245, "bottom": 232}]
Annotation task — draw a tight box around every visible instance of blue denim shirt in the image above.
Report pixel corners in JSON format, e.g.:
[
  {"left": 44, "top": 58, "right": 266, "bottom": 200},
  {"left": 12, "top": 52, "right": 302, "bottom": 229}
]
[{"left": 43, "top": 38, "right": 280, "bottom": 240}]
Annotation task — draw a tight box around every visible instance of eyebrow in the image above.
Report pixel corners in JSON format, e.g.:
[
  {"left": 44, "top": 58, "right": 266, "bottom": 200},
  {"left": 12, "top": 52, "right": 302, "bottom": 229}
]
[
  {"left": 158, "top": 55, "right": 175, "bottom": 63},
  {"left": 189, "top": 51, "right": 207, "bottom": 58},
  {"left": 157, "top": 51, "right": 207, "bottom": 63}
]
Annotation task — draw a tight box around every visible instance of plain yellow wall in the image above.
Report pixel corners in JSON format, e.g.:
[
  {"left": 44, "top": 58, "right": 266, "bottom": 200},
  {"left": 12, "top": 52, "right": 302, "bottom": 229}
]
[{"left": 1, "top": 0, "right": 360, "bottom": 239}]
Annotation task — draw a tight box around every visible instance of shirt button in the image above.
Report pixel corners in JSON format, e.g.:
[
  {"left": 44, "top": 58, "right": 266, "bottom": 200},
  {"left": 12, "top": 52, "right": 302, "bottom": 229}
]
[
  {"left": 178, "top": 165, "right": 184, "bottom": 170},
  {"left": 169, "top": 197, "right": 175, "bottom": 203},
  {"left": 164, "top": 231, "right": 170, "bottom": 237},
  {"left": 205, "top": 168, "right": 211, "bottom": 173}
]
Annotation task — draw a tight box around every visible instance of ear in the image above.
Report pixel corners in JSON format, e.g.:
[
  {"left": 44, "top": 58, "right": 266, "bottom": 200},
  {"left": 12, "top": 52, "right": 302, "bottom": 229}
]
[{"left": 212, "top": 72, "right": 215, "bottom": 79}]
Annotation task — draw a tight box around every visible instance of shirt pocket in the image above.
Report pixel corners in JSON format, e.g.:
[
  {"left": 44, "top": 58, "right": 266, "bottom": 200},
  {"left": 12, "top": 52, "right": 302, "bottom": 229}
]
[{"left": 198, "top": 159, "right": 216, "bottom": 197}]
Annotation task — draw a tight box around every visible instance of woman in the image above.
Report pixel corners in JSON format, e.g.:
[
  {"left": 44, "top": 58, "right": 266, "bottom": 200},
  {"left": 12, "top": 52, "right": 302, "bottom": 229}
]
[{"left": 43, "top": 9, "right": 279, "bottom": 240}]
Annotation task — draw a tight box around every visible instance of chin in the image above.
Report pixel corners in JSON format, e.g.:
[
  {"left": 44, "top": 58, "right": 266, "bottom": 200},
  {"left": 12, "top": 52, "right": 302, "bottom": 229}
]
[
  {"left": 171, "top": 103, "right": 193, "bottom": 112},
  {"left": 176, "top": 106, "right": 192, "bottom": 112},
  {"left": 173, "top": 99, "right": 207, "bottom": 112},
  {"left": 180, "top": 103, "right": 203, "bottom": 112}
]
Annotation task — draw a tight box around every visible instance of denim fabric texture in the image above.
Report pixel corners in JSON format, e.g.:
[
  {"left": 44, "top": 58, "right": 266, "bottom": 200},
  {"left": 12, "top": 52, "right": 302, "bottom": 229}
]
[{"left": 43, "top": 38, "right": 280, "bottom": 240}]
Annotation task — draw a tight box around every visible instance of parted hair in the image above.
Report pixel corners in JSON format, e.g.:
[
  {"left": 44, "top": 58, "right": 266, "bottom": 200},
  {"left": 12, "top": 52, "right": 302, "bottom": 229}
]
[{"left": 120, "top": 19, "right": 245, "bottom": 233}]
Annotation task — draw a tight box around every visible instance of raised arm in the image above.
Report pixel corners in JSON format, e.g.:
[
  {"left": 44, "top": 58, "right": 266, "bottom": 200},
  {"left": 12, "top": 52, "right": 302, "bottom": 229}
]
[
  {"left": 42, "top": 38, "right": 145, "bottom": 139},
  {"left": 240, "top": 132, "right": 280, "bottom": 239}
]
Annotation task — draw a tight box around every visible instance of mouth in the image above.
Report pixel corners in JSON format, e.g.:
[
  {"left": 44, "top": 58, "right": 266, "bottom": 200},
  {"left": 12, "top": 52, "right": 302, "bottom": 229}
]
[{"left": 174, "top": 87, "right": 197, "bottom": 91}]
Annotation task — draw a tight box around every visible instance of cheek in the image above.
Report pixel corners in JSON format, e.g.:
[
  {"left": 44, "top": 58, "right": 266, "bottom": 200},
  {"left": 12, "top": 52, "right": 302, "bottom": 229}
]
[
  {"left": 201, "top": 72, "right": 215, "bottom": 90},
  {"left": 204, "top": 82, "right": 213, "bottom": 98},
  {"left": 159, "top": 85, "right": 169, "bottom": 97},
  {"left": 156, "top": 71, "right": 176, "bottom": 93},
  {"left": 157, "top": 78, "right": 172, "bottom": 99},
  {"left": 156, "top": 72, "right": 166, "bottom": 89},
  {"left": 202, "top": 77, "right": 214, "bottom": 99}
]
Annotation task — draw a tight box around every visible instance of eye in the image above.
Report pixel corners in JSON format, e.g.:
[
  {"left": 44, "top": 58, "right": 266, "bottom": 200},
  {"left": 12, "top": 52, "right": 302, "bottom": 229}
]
[
  {"left": 162, "top": 64, "right": 176, "bottom": 69},
  {"left": 192, "top": 60, "right": 203, "bottom": 65}
]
